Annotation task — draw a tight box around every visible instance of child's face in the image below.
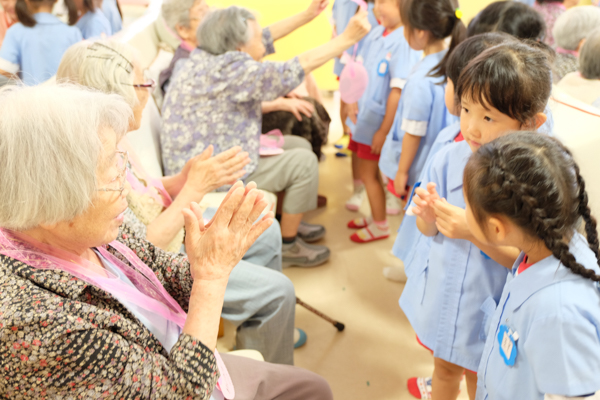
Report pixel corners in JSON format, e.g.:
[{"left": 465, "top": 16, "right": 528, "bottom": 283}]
[
  {"left": 444, "top": 79, "right": 459, "bottom": 117},
  {"left": 460, "top": 96, "right": 522, "bottom": 153},
  {"left": 374, "top": 0, "right": 402, "bottom": 30}
]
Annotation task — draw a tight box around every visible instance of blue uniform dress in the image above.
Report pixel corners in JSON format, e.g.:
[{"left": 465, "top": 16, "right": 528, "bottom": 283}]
[
  {"left": 477, "top": 233, "right": 600, "bottom": 400},
  {"left": 332, "top": 0, "right": 378, "bottom": 76},
  {"left": 76, "top": 9, "right": 112, "bottom": 39},
  {"left": 391, "top": 121, "right": 461, "bottom": 265},
  {"left": 0, "top": 13, "right": 82, "bottom": 85},
  {"left": 344, "top": 26, "right": 421, "bottom": 146},
  {"left": 101, "top": 0, "right": 122, "bottom": 34},
  {"left": 378, "top": 50, "right": 457, "bottom": 186},
  {"left": 399, "top": 140, "right": 509, "bottom": 372}
]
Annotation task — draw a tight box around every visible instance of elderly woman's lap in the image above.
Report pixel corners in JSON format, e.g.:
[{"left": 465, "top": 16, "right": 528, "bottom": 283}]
[
  {"left": 220, "top": 353, "right": 333, "bottom": 400},
  {"left": 247, "top": 148, "right": 319, "bottom": 215}
]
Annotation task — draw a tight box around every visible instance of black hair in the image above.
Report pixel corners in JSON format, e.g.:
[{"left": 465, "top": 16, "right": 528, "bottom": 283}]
[
  {"left": 467, "top": 1, "right": 546, "bottom": 41},
  {"left": 400, "top": 0, "right": 466, "bottom": 79},
  {"left": 456, "top": 40, "right": 552, "bottom": 127},
  {"left": 16, "top": 0, "right": 79, "bottom": 27},
  {"left": 446, "top": 32, "right": 516, "bottom": 86},
  {"left": 464, "top": 132, "right": 600, "bottom": 282}
]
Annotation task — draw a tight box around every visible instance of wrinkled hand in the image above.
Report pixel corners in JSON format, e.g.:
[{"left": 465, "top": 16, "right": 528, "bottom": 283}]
[
  {"left": 342, "top": 10, "right": 371, "bottom": 44},
  {"left": 347, "top": 102, "right": 359, "bottom": 124},
  {"left": 371, "top": 130, "right": 387, "bottom": 154},
  {"left": 280, "top": 97, "right": 315, "bottom": 121},
  {"left": 183, "top": 182, "right": 274, "bottom": 281},
  {"left": 393, "top": 171, "right": 410, "bottom": 198},
  {"left": 286, "top": 89, "right": 304, "bottom": 99},
  {"left": 306, "top": 0, "right": 329, "bottom": 19},
  {"left": 411, "top": 183, "right": 440, "bottom": 223},
  {"left": 433, "top": 198, "right": 472, "bottom": 240},
  {"left": 181, "top": 145, "right": 250, "bottom": 195}
]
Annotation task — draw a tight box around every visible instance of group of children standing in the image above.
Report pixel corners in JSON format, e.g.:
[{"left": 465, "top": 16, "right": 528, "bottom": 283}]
[{"left": 333, "top": 0, "right": 600, "bottom": 399}]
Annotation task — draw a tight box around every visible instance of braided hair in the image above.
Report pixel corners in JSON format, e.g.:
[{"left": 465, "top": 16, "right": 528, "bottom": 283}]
[{"left": 464, "top": 132, "right": 600, "bottom": 282}]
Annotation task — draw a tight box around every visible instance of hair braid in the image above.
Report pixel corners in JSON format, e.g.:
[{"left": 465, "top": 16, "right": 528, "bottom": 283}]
[{"left": 573, "top": 163, "right": 600, "bottom": 261}]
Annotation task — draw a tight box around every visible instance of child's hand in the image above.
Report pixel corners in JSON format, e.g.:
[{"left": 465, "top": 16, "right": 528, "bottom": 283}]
[
  {"left": 393, "top": 171, "right": 410, "bottom": 197},
  {"left": 371, "top": 130, "right": 387, "bottom": 154},
  {"left": 433, "top": 198, "right": 472, "bottom": 240},
  {"left": 411, "top": 183, "right": 439, "bottom": 223},
  {"left": 348, "top": 102, "right": 359, "bottom": 124}
]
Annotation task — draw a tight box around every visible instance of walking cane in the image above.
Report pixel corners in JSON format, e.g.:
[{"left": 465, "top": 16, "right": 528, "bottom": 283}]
[{"left": 296, "top": 297, "right": 345, "bottom": 331}]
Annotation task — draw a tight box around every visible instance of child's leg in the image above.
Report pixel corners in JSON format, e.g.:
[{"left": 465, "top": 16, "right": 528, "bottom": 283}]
[
  {"left": 345, "top": 149, "right": 365, "bottom": 212},
  {"left": 464, "top": 371, "right": 477, "bottom": 400},
  {"left": 349, "top": 158, "right": 389, "bottom": 242},
  {"left": 431, "top": 357, "right": 464, "bottom": 400}
]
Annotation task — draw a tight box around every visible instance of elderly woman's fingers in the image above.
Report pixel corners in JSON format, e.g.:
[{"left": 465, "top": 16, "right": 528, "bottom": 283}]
[
  {"left": 229, "top": 188, "right": 260, "bottom": 231},
  {"left": 209, "top": 182, "right": 245, "bottom": 229},
  {"left": 211, "top": 145, "right": 243, "bottom": 162},
  {"left": 222, "top": 152, "right": 250, "bottom": 173},
  {"left": 243, "top": 213, "right": 275, "bottom": 253}
]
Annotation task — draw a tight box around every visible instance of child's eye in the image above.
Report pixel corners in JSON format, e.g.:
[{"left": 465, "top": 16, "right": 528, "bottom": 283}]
[
  {"left": 484, "top": 116, "right": 493, "bottom": 122},
  {"left": 462, "top": 107, "right": 469, "bottom": 113}
]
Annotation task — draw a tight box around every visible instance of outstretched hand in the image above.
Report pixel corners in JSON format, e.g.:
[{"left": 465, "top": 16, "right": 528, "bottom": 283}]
[
  {"left": 342, "top": 10, "right": 371, "bottom": 44},
  {"left": 183, "top": 182, "right": 274, "bottom": 281},
  {"left": 305, "top": 0, "right": 329, "bottom": 19}
]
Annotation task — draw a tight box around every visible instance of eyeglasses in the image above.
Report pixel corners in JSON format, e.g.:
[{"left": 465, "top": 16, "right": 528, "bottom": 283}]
[
  {"left": 98, "top": 151, "right": 129, "bottom": 196},
  {"left": 132, "top": 78, "right": 156, "bottom": 91}
]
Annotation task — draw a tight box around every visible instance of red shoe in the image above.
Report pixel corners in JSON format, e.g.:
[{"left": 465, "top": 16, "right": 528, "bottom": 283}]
[
  {"left": 347, "top": 217, "right": 370, "bottom": 229},
  {"left": 407, "top": 377, "right": 432, "bottom": 399},
  {"left": 350, "top": 226, "right": 390, "bottom": 243}
]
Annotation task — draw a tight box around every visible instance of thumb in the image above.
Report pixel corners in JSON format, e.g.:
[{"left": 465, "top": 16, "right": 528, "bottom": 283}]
[
  {"left": 198, "top": 145, "right": 214, "bottom": 162},
  {"left": 182, "top": 206, "right": 203, "bottom": 245}
]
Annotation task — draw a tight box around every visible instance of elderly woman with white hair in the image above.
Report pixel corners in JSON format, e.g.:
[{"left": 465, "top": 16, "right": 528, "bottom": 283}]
[
  {"left": 56, "top": 39, "right": 308, "bottom": 366},
  {"left": 558, "top": 27, "right": 600, "bottom": 108},
  {"left": 0, "top": 84, "right": 334, "bottom": 399},
  {"left": 161, "top": 5, "right": 370, "bottom": 267},
  {"left": 551, "top": 5, "right": 600, "bottom": 82}
]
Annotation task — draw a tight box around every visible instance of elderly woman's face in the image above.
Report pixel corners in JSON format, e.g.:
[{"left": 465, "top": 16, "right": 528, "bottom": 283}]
[
  {"left": 0, "top": 0, "right": 17, "bottom": 21},
  {"left": 51, "top": 129, "right": 130, "bottom": 248},
  {"left": 176, "top": 0, "right": 209, "bottom": 45},
  {"left": 239, "top": 20, "right": 266, "bottom": 61},
  {"left": 130, "top": 65, "right": 150, "bottom": 131}
]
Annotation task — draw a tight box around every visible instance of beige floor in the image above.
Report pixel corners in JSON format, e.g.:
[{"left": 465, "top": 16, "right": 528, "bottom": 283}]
[{"left": 218, "top": 92, "right": 470, "bottom": 400}]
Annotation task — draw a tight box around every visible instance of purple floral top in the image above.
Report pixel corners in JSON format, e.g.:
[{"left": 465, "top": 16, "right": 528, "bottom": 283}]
[
  {"left": 160, "top": 28, "right": 305, "bottom": 177},
  {"left": 534, "top": 1, "right": 566, "bottom": 47}
]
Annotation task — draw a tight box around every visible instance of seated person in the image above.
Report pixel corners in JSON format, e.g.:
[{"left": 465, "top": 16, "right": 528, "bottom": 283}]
[
  {"left": 159, "top": 0, "right": 320, "bottom": 134},
  {"left": 0, "top": 0, "right": 81, "bottom": 85},
  {"left": 0, "top": 83, "right": 333, "bottom": 400},
  {"left": 551, "top": 5, "right": 600, "bottom": 82},
  {"left": 0, "top": 0, "right": 16, "bottom": 47},
  {"left": 557, "top": 27, "right": 600, "bottom": 108},
  {"left": 534, "top": 0, "right": 578, "bottom": 48},
  {"left": 161, "top": 5, "right": 370, "bottom": 267},
  {"left": 56, "top": 39, "right": 305, "bottom": 364},
  {"left": 74, "top": 0, "right": 111, "bottom": 39}
]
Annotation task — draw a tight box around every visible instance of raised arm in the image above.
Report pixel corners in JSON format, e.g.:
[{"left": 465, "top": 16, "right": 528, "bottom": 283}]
[
  {"left": 297, "top": 10, "right": 371, "bottom": 74},
  {"left": 268, "top": 0, "right": 329, "bottom": 41}
]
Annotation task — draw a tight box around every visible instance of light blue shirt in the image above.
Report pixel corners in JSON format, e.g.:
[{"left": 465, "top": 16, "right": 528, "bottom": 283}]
[
  {"left": 96, "top": 251, "right": 182, "bottom": 352},
  {"left": 476, "top": 233, "right": 600, "bottom": 400},
  {"left": 101, "top": 0, "right": 122, "bottom": 34},
  {"left": 515, "top": 0, "right": 536, "bottom": 6},
  {"left": 391, "top": 121, "right": 461, "bottom": 264},
  {"left": 345, "top": 25, "right": 421, "bottom": 145},
  {"left": 379, "top": 50, "right": 458, "bottom": 186},
  {"left": 0, "top": 13, "right": 82, "bottom": 85},
  {"left": 399, "top": 140, "right": 509, "bottom": 372},
  {"left": 76, "top": 9, "right": 112, "bottom": 40},
  {"left": 332, "top": 0, "right": 378, "bottom": 76}
]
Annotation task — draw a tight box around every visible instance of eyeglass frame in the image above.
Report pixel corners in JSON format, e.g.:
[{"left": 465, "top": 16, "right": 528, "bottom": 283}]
[{"left": 97, "top": 151, "right": 129, "bottom": 196}]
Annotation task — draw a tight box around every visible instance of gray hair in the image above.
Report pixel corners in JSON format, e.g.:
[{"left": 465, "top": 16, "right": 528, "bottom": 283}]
[
  {"left": 0, "top": 84, "right": 132, "bottom": 230},
  {"left": 56, "top": 40, "right": 139, "bottom": 107},
  {"left": 161, "top": 0, "right": 196, "bottom": 33},
  {"left": 197, "top": 6, "right": 256, "bottom": 55},
  {"left": 553, "top": 6, "right": 600, "bottom": 51},
  {"left": 580, "top": 27, "right": 600, "bottom": 80}
]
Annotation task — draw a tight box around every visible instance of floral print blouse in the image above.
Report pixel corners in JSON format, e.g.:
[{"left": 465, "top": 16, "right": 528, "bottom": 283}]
[
  {"left": 0, "top": 223, "right": 218, "bottom": 399},
  {"left": 160, "top": 28, "right": 305, "bottom": 177}
]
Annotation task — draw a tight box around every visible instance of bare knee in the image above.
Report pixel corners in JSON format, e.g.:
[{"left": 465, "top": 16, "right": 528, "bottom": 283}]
[{"left": 434, "top": 357, "right": 465, "bottom": 382}]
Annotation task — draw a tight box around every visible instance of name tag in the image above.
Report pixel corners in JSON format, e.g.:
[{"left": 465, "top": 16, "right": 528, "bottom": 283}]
[
  {"left": 377, "top": 59, "right": 389, "bottom": 77},
  {"left": 498, "top": 325, "right": 519, "bottom": 366}
]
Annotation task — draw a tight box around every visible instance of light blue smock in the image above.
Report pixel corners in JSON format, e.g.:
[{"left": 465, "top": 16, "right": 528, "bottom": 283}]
[
  {"left": 101, "top": 0, "right": 122, "bottom": 34},
  {"left": 345, "top": 25, "right": 421, "bottom": 145},
  {"left": 378, "top": 49, "right": 457, "bottom": 186},
  {"left": 391, "top": 121, "right": 461, "bottom": 265},
  {"left": 0, "top": 13, "right": 82, "bottom": 85},
  {"left": 332, "top": 0, "right": 378, "bottom": 76},
  {"left": 476, "top": 233, "right": 600, "bottom": 400},
  {"left": 399, "top": 140, "right": 509, "bottom": 372},
  {"left": 76, "top": 9, "right": 112, "bottom": 40}
]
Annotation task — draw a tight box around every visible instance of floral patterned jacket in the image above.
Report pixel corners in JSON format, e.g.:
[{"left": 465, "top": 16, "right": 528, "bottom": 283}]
[
  {"left": 0, "top": 223, "right": 218, "bottom": 399},
  {"left": 160, "top": 28, "right": 305, "bottom": 177}
]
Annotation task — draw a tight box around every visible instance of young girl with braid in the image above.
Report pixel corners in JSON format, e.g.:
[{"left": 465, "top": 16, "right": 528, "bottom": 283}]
[
  {"left": 464, "top": 132, "right": 600, "bottom": 400},
  {"left": 402, "top": 40, "right": 552, "bottom": 400}
]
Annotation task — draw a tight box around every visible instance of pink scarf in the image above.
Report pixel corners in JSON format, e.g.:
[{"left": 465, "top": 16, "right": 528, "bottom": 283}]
[{"left": 0, "top": 228, "right": 234, "bottom": 399}]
